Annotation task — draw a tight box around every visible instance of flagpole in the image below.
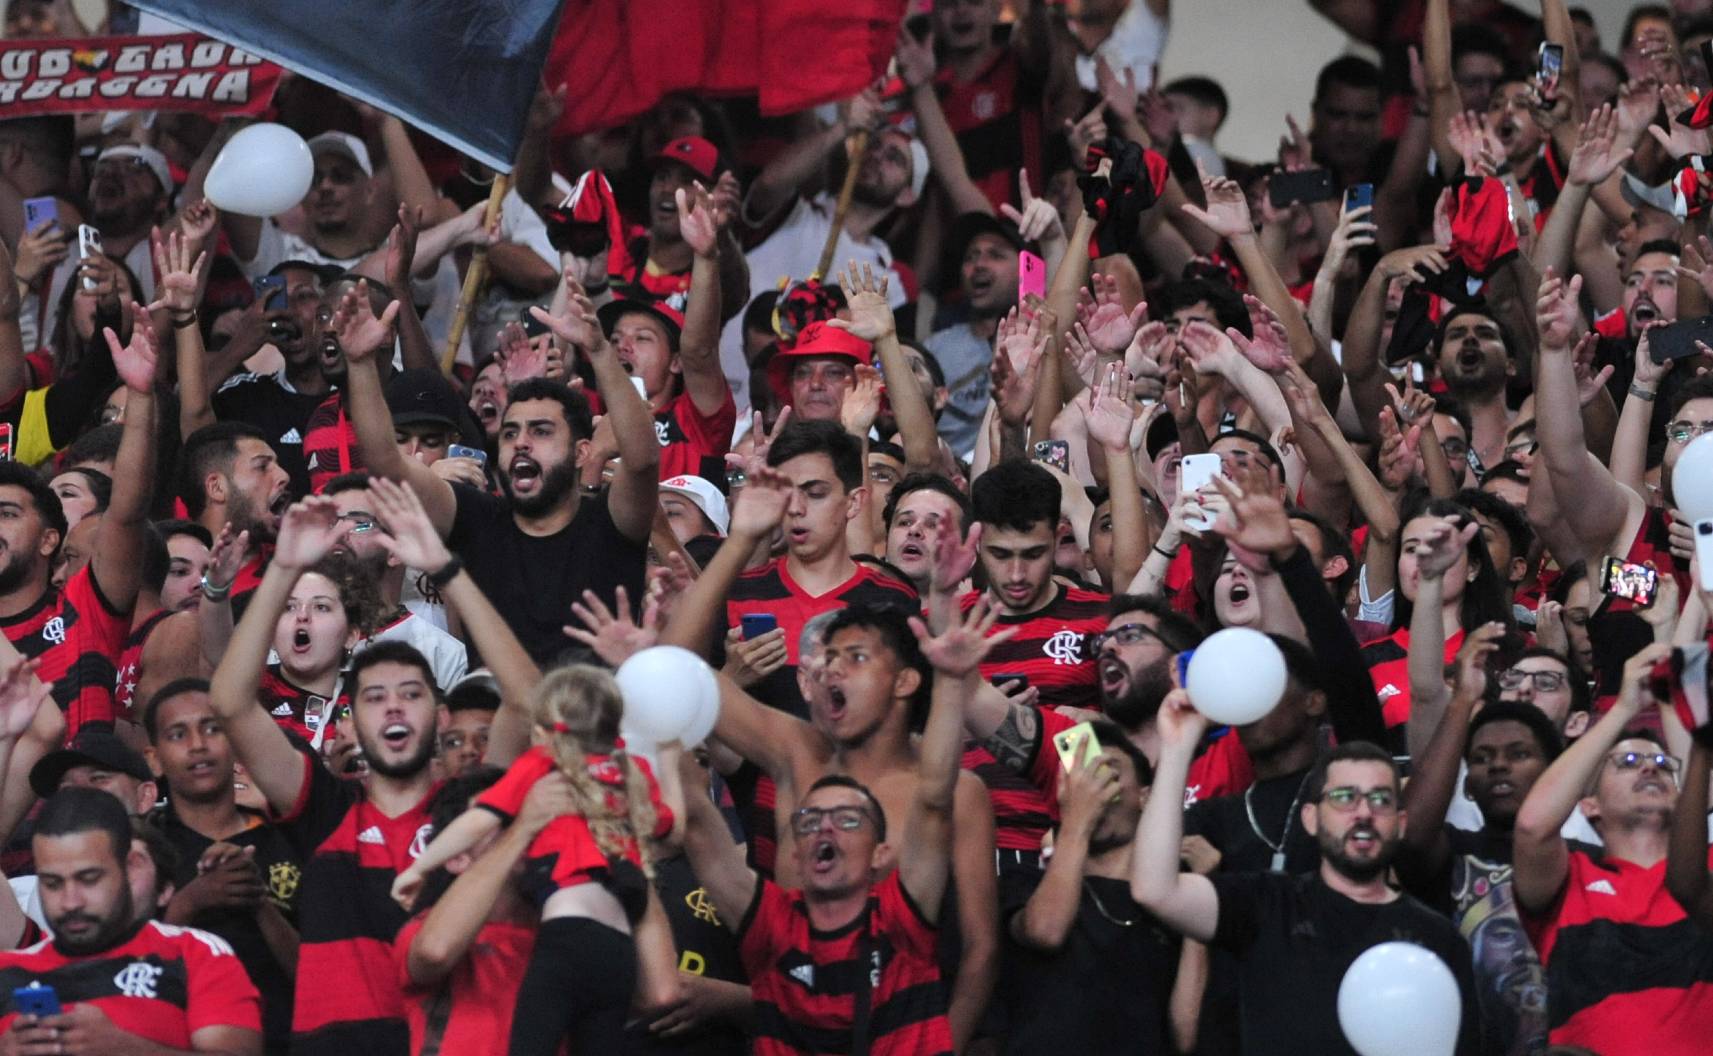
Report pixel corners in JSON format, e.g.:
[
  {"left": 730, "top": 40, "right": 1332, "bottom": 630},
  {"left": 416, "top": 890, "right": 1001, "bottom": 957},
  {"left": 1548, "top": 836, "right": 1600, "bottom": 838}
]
[
  {"left": 441, "top": 174, "right": 511, "bottom": 373},
  {"left": 813, "top": 130, "right": 869, "bottom": 282}
]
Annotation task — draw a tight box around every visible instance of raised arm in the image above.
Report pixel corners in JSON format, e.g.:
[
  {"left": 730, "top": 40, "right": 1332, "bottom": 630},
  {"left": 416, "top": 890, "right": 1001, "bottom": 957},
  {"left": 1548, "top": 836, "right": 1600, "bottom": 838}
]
[
  {"left": 1403, "top": 518, "right": 1482, "bottom": 760},
  {"left": 901, "top": 596, "right": 1014, "bottom": 920},
  {"left": 89, "top": 304, "right": 160, "bottom": 626},
  {"left": 744, "top": 89, "right": 878, "bottom": 225},
  {"left": 898, "top": 31, "right": 995, "bottom": 218},
  {"left": 1667, "top": 736, "right": 1713, "bottom": 930},
  {"left": 363, "top": 478, "right": 542, "bottom": 767},
  {"left": 208, "top": 499, "right": 346, "bottom": 815},
  {"left": 677, "top": 750, "right": 761, "bottom": 929},
  {"left": 1130, "top": 690, "right": 1221, "bottom": 942},
  {"left": 830, "top": 265, "right": 937, "bottom": 472},
  {"left": 530, "top": 278, "right": 658, "bottom": 541},
  {"left": 674, "top": 186, "right": 732, "bottom": 418},
  {"left": 1011, "top": 744, "right": 1118, "bottom": 952},
  {"left": 1514, "top": 644, "right": 1673, "bottom": 912},
  {"left": 381, "top": 206, "right": 436, "bottom": 376},
  {"left": 1085, "top": 365, "right": 1147, "bottom": 593},
  {"left": 1401, "top": 627, "right": 1502, "bottom": 881}
]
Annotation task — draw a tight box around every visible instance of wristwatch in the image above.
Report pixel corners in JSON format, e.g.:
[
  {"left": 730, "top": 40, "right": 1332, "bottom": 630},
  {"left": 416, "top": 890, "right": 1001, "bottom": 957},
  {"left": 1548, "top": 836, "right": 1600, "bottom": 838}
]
[{"left": 200, "top": 570, "right": 234, "bottom": 603}]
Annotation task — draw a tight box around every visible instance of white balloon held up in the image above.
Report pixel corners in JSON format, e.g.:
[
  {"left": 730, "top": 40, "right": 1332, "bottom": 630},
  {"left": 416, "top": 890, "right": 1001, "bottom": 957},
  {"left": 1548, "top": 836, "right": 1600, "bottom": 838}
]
[
  {"left": 614, "top": 645, "right": 720, "bottom": 749},
  {"left": 1184, "top": 627, "right": 1286, "bottom": 726},
  {"left": 204, "top": 123, "right": 313, "bottom": 217}
]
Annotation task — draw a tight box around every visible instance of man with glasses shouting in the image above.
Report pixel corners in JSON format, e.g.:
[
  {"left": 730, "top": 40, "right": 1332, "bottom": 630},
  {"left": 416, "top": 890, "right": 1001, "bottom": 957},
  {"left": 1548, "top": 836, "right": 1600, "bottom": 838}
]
[
  {"left": 1131, "top": 691, "right": 1481, "bottom": 1056},
  {"left": 1512, "top": 642, "right": 1710, "bottom": 1054}
]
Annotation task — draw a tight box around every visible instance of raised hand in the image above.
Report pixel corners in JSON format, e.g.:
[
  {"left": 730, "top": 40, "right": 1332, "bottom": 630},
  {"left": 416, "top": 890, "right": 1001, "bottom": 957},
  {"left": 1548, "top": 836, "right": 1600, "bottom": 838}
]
[
  {"left": 1276, "top": 357, "right": 1331, "bottom": 427},
  {"left": 495, "top": 321, "right": 546, "bottom": 385},
  {"left": 1064, "top": 104, "right": 1108, "bottom": 169},
  {"left": 1566, "top": 104, "right": 1634, "bottom": 187},
  {"left": 1447, "top": 110, "right": 1501, "bottom": 176},
  {"left": 1177, "top": 320, "right": 1241, "bottom": 378},
  {"left": 930, "top": 518, "right": 982, "bottom": 596},
  {"left": 1095, "top": 57, "right": 1139, "bottom": 126},
  {"left": 677, "top": 182, "right": 723, "bottom": 259},
  {"left": 1383, "top": 374, "right": 1435, "bottom": 427},
  {"left": 1064, "top": 322, "right": 1102, "bottom": 388},
  {"left": 1377, "top": 244, "right": 1451, "bottom": 285},
  {"left": 1571, "top": 332, "right": 1615, "bottom": 406},
  {"left": 273, "top": 496, "right": 345, "bottom": 571},
  {"left": 722, "top": 625, "right": 789, "bottom": 688},
  {"left": 204, "top": 523, "right": 251, "bottom": 596},
  {"left": 1411, "top": 515, "right": 1480, "bottom": 580},
  {"left": 728, "top": 463, "right": 792, "bottom": 539},
  {"left": 1534, "top": 268, "right": 1583, "bottom": 353},
  {"left": 0, "top": 654, "right": 48, "bottom": 741},
  {"left": 1084, "top": 362, "right": 1137, "bottom": 453},
  {"left": 563, "top": 586, "right": 661, "bottom": 667},
  {"left": 1678, "top": 234, "right": 1713, "bottom": 301},
  {"left": 908, "top": 594, "right": 1015, "bottom": 678},
  {"left": 841, "top": 363, "right": 884, "bottom": 435},
  {"left": 329, "top": 280, "right": 401, "bottom": 366},
  {"left": 1228, "top": 294, "right": 1292, "bottom": 374},
  {"left": 1376, "top": 406, "right": 1423, "bottom": 491},
  {"left": 999, "top": 169, "right": 1065, "bottom": 245},
  {"left": 1452, "top": 621, "right": 1505, "bottom": 703},
  {"left": 992, "top": 306, "right": 1048, "bottom": 426},
  {"left": 103, "top": 301, "right": 160, "bottom": 393},
  {"left": 148, "top": 227, "right": 207, "bottom": 316},
  {"left": 1650, "top": 82, "right": 1711, "bottom": 158},
  {"left": 1075, "top": 273, "right": 1147, "bottom": 355},
  {"left": 894, "top": 26, "right": 936, "bottom": 88},
  {"left": 1210, "top": 464, "right": 1296, "bottom": 559},
  {"left": 12, "top": 217, "right": 67, "bottom": 289},
  {"left": 179, "top": 198, "right": 219, "bottom": 248},
  {"left": 385, "top": 203, "right": 422, "bottom": 292},
  {"left": 1156, "top": 688, "right": 1209, "bottom": 750},
  {"left": 366, "top": 477, "right": 454, "bottom": 573},
  {"left": 1320, "top": 204, "right": 1377, "bottom": 279},
  {"left": 1634, "top": 325, "right": 1673, "bottom": 389},
  {"left": 1181, "top": 170, "right": 1253, "bottom": 240},
  {"left": 828, "top": 261, "right": 895, "bottom": 341},
  {"left": 1277, "top": 114, "right": 1310, "bottom": 171},
  {"left": 1614, "top": 77, "right": 1659, "bottom": 139},
  {"left": 529, "top": 270, "right": 602, "bottom": 351}
]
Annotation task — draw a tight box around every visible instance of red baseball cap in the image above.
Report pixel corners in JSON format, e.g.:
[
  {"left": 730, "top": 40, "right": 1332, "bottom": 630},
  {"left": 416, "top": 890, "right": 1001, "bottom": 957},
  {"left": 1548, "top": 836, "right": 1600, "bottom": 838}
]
[
  {"left": 767, "top": 321, "right": 872, "bottom": 404},
  {"left": 652, "top": 136, "right": 720, "bottom": 182}
]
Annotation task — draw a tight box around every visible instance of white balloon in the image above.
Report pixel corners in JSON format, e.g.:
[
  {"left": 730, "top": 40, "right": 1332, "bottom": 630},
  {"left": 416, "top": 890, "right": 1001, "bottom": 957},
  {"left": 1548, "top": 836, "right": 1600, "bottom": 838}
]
[
  {"left": 1184, "top": 627, "right": 1286, "bottom": 725},
  {"left": 615, "top": 645, "right": 719, "bottom": 747},
  {"left": 1337, "top": 941, "right": 1461, "bottom": 1056},
  {"left": 1672, "top": 432, "right": 1713, "bottom": 523},
  {"left": 204, "top": 123, "right": 313, "bottom": 218}
]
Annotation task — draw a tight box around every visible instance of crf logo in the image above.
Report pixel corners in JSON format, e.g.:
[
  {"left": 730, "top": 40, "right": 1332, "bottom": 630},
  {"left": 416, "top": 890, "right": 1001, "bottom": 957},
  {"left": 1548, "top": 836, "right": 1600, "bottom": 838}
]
[
  {"left": 408, "top": 823, "right": 433, "bottom": 860},
  {"left": 40, "top": 617, "right": 64, "bottom": 646},
  {"left": 654, "top": 419, "right": 670, "bottom": 447},
  {"left": 113, "top": 961, "right": 163, "bottom": 999},
  {"left": 1043, "top": 630, "right": 1083, "bottom": 665}
]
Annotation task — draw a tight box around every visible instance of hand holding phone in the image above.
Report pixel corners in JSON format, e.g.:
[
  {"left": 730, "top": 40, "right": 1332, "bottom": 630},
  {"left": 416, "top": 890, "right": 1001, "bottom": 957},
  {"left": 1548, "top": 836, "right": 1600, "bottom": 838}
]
[
  {"left": 1598, "top": 556, "right": 1659, "bottom": 608},
  {"left": 1033, "top": 439, "right": 1070, "bottom": 474},
  {"left": 12, "top": 983, "right": 59, "bottom": 1017},
  {"left": 1537, "top": 43, "right": 1564, "bottom": 103},
  {"left": 77, "top": 224, "right": 104, "bottom": 292},
  {"left": 1345, "top": 183, "right": 1374, "bottom": 214},
  {"left": 1019, "top": 250, "right": 1046, "bottom": 301},
  {"left": 1179, "top": 452, "right": 1222, "bottom": 530},
  {"left": 1053, "top": 722, "right": 1103, "bottom": 772},
  {"left": 447, "top": 443, "right": 487, "bottom": 464},
  {"left": 741, "top": 614, "right": 778, "bottom": 640}
]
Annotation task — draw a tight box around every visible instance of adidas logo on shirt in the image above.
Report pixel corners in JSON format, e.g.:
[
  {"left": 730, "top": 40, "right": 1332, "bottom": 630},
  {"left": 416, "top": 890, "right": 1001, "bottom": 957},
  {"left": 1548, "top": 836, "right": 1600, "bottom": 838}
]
[
  {"left": 788, "top": 964, "right": 814, "bottom": 988},
  {"left": 271, "top": 702, "right": 292, "bottom": 717},
  {"left": 357, "top": 826, "right": 386, "bottom": 846},
  {"left": 1585, "top": 879, "right": 1617, "bottom": 895},
  {"left": 1376, "top": 684, "right": 1401, "bottom": 701},
  {"left": 280, "top": 428, "right": 302, "bottom": 445}
]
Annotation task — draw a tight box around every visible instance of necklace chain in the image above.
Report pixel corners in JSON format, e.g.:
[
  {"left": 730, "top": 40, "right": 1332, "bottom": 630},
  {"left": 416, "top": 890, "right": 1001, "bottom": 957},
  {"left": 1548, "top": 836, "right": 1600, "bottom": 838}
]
[
  {"left": 1083, "top": 879, "right": 1138, "bottom": 927},
  {"left": 1245, "top": 773, "right": 1311, "bottom": 858}
]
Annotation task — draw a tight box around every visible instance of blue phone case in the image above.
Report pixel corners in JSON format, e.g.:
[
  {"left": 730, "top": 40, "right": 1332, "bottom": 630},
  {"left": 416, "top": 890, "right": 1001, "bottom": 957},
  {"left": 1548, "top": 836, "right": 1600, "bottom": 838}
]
[
  {"left": 448, "top": 444, "right": 487, "bottom": 464},
  {"left": 741, "top": 614, "right": 777, "bottom": 639},
  {"left": 12, "top": 983, "right": 59, "bottom": 1017}
]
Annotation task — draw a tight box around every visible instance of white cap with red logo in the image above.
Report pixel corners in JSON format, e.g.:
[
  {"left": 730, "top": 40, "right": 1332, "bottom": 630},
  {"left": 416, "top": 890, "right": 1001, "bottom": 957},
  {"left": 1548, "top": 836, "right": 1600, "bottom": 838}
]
[{"left": 659, "top": 475, "right": 729, "bottom": 536}]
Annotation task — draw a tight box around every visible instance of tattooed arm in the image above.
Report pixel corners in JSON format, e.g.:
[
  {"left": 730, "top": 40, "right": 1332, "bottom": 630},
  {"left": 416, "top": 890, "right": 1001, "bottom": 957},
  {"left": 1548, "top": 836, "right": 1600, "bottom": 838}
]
[{"left": 964, "top": 679, "right": 1044, "bottom": 774}]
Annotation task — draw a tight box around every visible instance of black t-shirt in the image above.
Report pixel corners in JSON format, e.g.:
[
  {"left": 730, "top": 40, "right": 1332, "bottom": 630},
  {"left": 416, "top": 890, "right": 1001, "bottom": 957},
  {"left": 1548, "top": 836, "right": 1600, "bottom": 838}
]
[
  {"left": 210, "top": 373, "right": 329, "bottom": 497},
  {"left": 148, "top": 803, "right": 303, "bottom": 1056},
  {"left": 1210, "top": 871, "right": 1482, "bottom": 1056},
  {"left": 622, "top": 853, "right": 748, "bottom": 1056},
  {"left": 1000, "top": 871, "right": 1177, "bottom": 1056},
  {"left": 447, "top": 485, "right": 647, "bottom": 665},
  {"left": 1184, "top": 769, "right": 1320, "bottom": 875}
]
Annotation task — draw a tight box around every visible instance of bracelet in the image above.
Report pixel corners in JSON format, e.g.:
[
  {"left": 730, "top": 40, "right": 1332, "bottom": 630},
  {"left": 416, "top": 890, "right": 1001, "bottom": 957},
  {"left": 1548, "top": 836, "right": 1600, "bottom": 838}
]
[
  {"left": 425, "top": 556, "right": 464, "bottom": 588},
  {"left": 1152, "top": 544, "right": 1177, "bottom": 560},
  {"left": 199, "top": 570, "right": 233, "bottom": 603},
  {"left": 1629, "top": 383, "right": 1657, "bottom": 402},
  {"left": 171, "top": 310, "right": 198, "bottom": 330}
]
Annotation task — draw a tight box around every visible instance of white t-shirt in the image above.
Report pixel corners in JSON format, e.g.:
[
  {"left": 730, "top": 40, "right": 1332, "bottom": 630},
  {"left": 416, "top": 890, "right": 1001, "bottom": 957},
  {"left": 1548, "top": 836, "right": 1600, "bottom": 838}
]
[
  {"left": 239, "top": 221, "right": 365, "bottom": 279},
  {"left": 1073, "top": 1, "right": 1167, "bottom": 92},
  {"left": 361, "top": 610, "right": 468, "bottom": 694}
]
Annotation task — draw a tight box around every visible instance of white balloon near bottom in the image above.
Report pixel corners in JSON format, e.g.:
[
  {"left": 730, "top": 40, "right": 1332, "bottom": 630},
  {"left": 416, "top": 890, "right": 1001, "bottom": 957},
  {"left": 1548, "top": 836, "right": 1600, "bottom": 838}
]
[{"left": 1337, "top": 941, "right": 1461, "bottom": 1056}]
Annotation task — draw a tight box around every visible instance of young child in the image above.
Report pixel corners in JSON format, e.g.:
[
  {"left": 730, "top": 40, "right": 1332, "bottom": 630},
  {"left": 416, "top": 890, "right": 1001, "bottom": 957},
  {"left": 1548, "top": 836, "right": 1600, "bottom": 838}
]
[{"left": 393, "top": 664, "right": 684, "bottom": 1055}]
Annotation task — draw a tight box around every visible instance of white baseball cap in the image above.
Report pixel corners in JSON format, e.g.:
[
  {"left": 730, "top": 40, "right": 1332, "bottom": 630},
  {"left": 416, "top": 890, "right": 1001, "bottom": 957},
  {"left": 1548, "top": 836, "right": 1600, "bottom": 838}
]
[
  {"left": 306, "top": 131, "right": 374, "bottom": 178},
  {"left": 659, "top": 475, "right": 729, "bottom": 536},
  {"left": 95, "top": 144, "right": 171, "bottom": 193}
]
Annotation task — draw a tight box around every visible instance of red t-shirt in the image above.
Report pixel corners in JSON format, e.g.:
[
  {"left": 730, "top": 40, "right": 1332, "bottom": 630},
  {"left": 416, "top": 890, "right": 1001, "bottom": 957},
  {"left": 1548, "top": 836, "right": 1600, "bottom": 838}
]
[
  {"left": 1035, "top": 708, "right": 1255, "bottom": 811},
  {"left": 740, "top": 871, "right": 952, "bottom": 1056},
  {"left": 475, "top": 745, "right": 672, "bottom": 903},
  {"left": 395, "top": 916, "right": 559, "bottom": 1056},
  {"left": 0, "top": 922, "right": 260, "bottom": 1046},
  {"left": 114, "top": 608, "right": 171, "bottom": 724},
  {"left": 656, "top": 388, "right": 736, "bottom": 482},
  {"left": 0, "top": 566, "right": 132, "bottom": 735},
  {"left": 1524, "top": 847, "right": 1713, "bottom": 1054}
]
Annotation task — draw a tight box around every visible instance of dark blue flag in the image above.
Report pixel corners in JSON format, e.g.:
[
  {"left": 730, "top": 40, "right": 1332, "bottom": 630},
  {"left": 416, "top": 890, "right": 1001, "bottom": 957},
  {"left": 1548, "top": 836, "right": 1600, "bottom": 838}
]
[{"left": 129, "top": 0, "right": 565, "bottom": 171}]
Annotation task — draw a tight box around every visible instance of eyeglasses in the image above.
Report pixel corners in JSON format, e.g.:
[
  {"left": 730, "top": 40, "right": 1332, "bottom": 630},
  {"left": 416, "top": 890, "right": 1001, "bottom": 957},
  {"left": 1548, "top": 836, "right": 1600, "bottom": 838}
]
[
  {"left": 1320, "top": 786, "right": 1399, "bottom": 813},
  {"left": 1090, "top": 623, "right": 1165, "bottom": 653},
  {"left": 791, "top": 806, "right": 876, "bottom": 837},
  {"left": 1504, "top": 437, "right": 1538, "bottom": 458},
  {"left": 1498, "top": 669, "right": 1567, "bottom": 692},
  {"left": 1605, "top": 750, "right": 1682, "bottom": 776},
  {"left": 1666, "top": 421, "right": 1713, "bottom": 445},
  {"left": 336, "top": 511, "right": 376, "bottom": 533},
  {"left": 1439, "top": 439, "right": 1470, "bottom": 460}
]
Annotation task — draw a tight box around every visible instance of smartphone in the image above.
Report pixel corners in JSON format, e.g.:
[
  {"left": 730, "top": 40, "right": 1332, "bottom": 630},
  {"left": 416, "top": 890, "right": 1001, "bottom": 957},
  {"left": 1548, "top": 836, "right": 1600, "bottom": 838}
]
[
  {"left": 21, "top": 196, "right": 56, "bottom": 233},
  {"left": 76, "top": 224, "right": 103, "bottom": 291},
  {"left": 992, "top": 673, "right": 1029, "bottom": 693},
  {"left": 1537, "top": 43, "right": 1565, "bottom": 103},
  {"left": 740, "top": 614, "right": 778, "bottom": 640},
  {"left": 1344, "top": 183, "right": 1374, "bottom": 214},
  {"left": 1697, "top": 520, "right": 1713, "bottom": 594},
  {"left": 1018, "top": 250, "right": 1046, "bottom": 301},
  {"left": 1033, "top": 439, "right": 1070, "bottom": 474},
  {"left": 447, "top": 443, "right": 487, "bottom": 464},
  {"left": 1598, "top": 555, "right": 1659, "bottom": 608},
  {"left": 253, "top": 274, "right": 287, "bottom": 312},
  {"left": 0, "top": 423, "right": 13, "bottom": 463},
  {"left": 1646, "top": 314, "right": 1713, "bottom": 363},
  {"left": 1052, "top": 721, "right": 1103, "bottom": 772},
  {"left": 12, "top": 983, "right": 59, "bottom": 1017},
  {"left": 1268, "top": 168, "right": 1336, "bottom": 208}
]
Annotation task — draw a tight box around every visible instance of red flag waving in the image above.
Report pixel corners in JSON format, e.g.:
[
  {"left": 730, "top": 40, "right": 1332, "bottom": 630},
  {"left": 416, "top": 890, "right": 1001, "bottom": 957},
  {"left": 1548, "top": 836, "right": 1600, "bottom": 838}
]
[{"left": 549, "top": 0, "right": 908, "bottom": 134}]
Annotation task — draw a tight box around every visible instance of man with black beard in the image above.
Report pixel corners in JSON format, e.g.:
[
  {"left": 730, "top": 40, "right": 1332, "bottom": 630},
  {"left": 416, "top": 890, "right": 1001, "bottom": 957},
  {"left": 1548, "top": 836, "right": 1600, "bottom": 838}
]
[
  {"left": 1433, "top": 307, "right": 1518, "bottom": 473},
  {"left": 339, "top": 277, "right": 657, "bottom": 664},
  {"left": 179, "top": 422, "right": 293, "bottom": 607},
  {"left": 1134, "top": 715, "right": 1482, "bottom": 1056},
  {"left": 0, "top": 787, "right": 262, "bottom": 1054}
]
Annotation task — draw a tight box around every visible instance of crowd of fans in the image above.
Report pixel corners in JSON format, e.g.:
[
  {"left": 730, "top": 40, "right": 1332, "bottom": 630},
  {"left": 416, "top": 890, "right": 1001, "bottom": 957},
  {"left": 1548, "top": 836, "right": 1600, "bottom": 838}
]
[{"left": 0, "top": 0, "right": 1708, "bottom": 1053}]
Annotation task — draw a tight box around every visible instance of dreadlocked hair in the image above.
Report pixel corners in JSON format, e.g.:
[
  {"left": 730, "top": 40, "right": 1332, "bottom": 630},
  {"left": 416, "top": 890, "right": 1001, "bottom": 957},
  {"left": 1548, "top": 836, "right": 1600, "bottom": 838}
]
[{"left": 532, "top": 664, "right": 658, "bottom": 879}]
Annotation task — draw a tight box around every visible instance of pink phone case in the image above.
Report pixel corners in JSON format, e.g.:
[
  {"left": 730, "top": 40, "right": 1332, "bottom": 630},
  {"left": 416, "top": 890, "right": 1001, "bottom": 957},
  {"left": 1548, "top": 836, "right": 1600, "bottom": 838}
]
[{"left": 1019, "top": 251, "right": 1046, "bottom": 301}]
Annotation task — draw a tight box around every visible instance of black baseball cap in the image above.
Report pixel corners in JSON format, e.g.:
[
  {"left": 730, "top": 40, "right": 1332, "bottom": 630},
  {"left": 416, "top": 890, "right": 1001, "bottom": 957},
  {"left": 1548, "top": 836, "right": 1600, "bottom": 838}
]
[
  {"left": 29, "top": 727, "right": 153, "bottom": 798},
  {"left": 385, "top": 368, "right": 463, "bottom": 431}
]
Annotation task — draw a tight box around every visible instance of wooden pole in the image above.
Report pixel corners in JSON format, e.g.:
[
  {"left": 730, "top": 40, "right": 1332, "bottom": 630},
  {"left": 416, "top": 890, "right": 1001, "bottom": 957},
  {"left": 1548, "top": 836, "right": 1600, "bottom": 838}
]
[
  {"left": 813, "top": 130, "right": 869, "bottom": 282},
  {"left": 441, "top": 174, "right": 511, "bottom": 373}
]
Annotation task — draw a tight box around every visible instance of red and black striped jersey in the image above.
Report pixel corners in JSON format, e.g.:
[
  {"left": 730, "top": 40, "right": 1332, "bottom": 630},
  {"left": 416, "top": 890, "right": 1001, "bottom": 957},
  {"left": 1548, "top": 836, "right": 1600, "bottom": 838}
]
[
  {"left": 304, "top": 391, "right": 359, "bottom": 494},
  {"left": 1524, "top": 846, "right": 1713, "bottom": 1054},
  {"left": 0, "top": 566, "right": 131, "bottom": 735},
  {"left": 655, "top": 389, "right": 737, "bottom": 483},
  {"left": 0, "top": 921, "right": 260, "bottom": 1046},
  {"left": 960, "top": 583, "right": 1108, "bottom": 711},
  {"left": 276, "top": 747, "right": 440, "bottom": 1055},
  {"left": 114, "top": 608, "right": 172, "bottom": 724},
  {"left": 1362, "top": 626, "right": 1464, "bottom": 729},
  {"left": 257, "top": 664, "right": 345, "bottom": 745},
  {"left": 726, "top": 558, "right": 918, "bottom": 719},
  {"left": 740, "top": 871, "right": 952, "bottom": 1056}
]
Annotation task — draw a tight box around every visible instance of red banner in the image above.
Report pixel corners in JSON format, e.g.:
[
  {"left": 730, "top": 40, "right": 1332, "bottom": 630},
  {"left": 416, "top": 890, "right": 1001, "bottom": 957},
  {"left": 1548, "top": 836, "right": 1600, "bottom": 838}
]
[{"left": 0, "top": 33, "right": 281, "bottom": 117}]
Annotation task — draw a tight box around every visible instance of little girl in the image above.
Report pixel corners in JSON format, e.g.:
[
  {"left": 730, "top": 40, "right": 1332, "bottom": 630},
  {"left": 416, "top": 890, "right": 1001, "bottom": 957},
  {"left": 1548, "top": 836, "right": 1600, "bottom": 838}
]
[{"left": 394, "top": 664, "right": 684, "bottom": 1055}]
